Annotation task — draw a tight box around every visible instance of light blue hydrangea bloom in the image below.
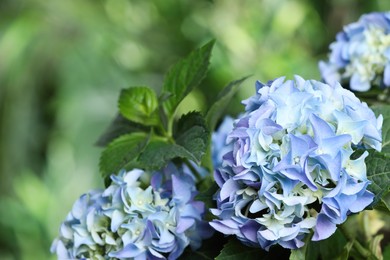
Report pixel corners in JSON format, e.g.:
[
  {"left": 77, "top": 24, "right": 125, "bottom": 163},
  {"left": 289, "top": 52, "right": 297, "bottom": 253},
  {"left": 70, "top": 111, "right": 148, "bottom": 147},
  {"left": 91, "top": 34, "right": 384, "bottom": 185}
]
[
  {"left": 319, "top": 12, "right": 390, "bottom": 91},
  {"left": 51, "top": 165, "right": 213, "bottom": 259},
  {"left": 210, "top": 76, "right": 382, "bottom": 250}
]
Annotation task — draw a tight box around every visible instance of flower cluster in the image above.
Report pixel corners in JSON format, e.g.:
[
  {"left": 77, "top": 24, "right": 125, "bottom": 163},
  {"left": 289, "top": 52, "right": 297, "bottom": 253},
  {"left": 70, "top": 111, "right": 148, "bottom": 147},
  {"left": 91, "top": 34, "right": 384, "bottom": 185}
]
[
  {"left": 319, "top": 12, "right": 390, "bottom": 91},
  {"left": 210, "top": 76, "right": 382, "bottom": 250},
  {"left": 51, "top": 165, "right": 212, "bottom": 259}
]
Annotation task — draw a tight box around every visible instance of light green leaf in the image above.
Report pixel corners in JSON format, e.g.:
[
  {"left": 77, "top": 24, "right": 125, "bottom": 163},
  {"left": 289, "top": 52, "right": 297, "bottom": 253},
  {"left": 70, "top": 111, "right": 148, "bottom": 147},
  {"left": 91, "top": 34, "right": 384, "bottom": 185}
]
[
  {"left": 175, "top": 111, "right": 209, "bottom": 164},
  {"left": 372, "top": 105, "right": 390, "bottom": 155},
  {"left": 368, "top": 234, "right": 384, "bottom": 260},
  {"left": 289, "top": 233, "right": 311, "bottom": 260},
  {"left": 99, "top": 132, "right": 149, "bottom": 178},
  {"left": 119, "top": 86, "right": 159, "bottom": 126},
  {"left": 289, "top": 249, "right": 304, "bottom": 260},
  {"left": 162, "top": 40, "right": 214, "bottom": 116},
  {"left": 206, "top": 76, "right": 249, "bottom": 131},
  {"left": 336, "top": 241, "right": 354, "bottom": 260}
]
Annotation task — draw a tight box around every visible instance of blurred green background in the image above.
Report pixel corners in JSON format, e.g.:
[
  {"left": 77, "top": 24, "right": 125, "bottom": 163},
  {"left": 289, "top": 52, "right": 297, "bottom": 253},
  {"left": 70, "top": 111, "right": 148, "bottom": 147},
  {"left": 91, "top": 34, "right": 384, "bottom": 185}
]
[{"left": 1, "top": 0, "right": 390, "bottom": 259}]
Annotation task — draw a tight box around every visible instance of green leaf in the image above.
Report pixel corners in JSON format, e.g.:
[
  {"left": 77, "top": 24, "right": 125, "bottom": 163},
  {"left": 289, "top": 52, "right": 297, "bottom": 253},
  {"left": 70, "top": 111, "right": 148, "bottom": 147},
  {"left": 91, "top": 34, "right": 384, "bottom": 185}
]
[
  {"left": 95, "top": 114, "right": 149, "bottom": 147},
  {"left": 135, "top": 112, "right": 209, "bottom": 171},
  {"left": 289, "top": 249, "right": 305, "bottom": 260},
  {"left": 202, "top": 76, "right": 249, "bottom": 171},
  {"left": 137, "top": 139, "right": 197, "bottom": 171},
  {"left": 372, "top": 105, "right": 390, "bottom": 155},
  {"left": 99, "top": 132, "right": 149, "bottom": 178},
  {"left": 366, "top": 151, "right": 390, "bottom": 209},
  {"left": 305, "top": 229, "right": 347, "bottom": 260},
  {"left": 118, "top": 86, "right": 159, "bottom": 126},
  {"left": 215, "top": 238, "right": 267, "bottom": 260},
  {"left": 179, "top": 233, "right": 228, "bottom": 260},
  {"left": 372, "top": 191, "right": 390, "bottom": 214},
  {"left": 383, "top": 243, "right": 390, "bottom": 260},
  {"left": 215, "top": 238, "right": 290, "bottom": 260},
  {"left": 162, "top": 40, "right": 214, "bottom": 116},
  {"left": 337, "top": 241, "right": 354, "bottom": 260},
  {"left": 175, "top": 111, "right": 209, "bottom": 164},
  {"left": 206, "top": 76, "right": 249, "bottom": 131},
  {"left": 289, "top": 233, "right": 311, "bottom": 260},
  {"left": 195, "top": 181, "right": 218, "bottom": 207}
]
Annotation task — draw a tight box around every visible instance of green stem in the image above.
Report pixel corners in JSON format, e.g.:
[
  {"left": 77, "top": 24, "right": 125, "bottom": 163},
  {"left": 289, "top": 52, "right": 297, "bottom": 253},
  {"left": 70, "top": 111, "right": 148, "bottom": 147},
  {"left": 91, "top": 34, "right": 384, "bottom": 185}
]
[{"left": 339, "top": 225, "right": 375, "bottom": 259}]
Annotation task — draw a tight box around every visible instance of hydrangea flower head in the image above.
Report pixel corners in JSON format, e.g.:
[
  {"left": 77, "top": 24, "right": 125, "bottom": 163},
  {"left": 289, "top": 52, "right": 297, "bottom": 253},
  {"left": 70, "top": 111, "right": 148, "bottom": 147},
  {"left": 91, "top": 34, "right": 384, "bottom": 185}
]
[
  {"left": 210, "top": 76, "right": 382, "bottom": 250},
  {"left": 51, "top": 165, "right": 213, "bottom": 259},
  {"left": 319, "top": 12, "right": 390, "bottom": 91}
]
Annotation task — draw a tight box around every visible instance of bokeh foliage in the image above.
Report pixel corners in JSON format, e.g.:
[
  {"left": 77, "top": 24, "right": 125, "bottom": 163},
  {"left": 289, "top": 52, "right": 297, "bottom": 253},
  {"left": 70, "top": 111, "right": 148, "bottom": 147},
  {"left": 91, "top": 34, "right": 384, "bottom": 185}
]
[{"left": 1, "top": 0, "right": 390, "bottom": 259}]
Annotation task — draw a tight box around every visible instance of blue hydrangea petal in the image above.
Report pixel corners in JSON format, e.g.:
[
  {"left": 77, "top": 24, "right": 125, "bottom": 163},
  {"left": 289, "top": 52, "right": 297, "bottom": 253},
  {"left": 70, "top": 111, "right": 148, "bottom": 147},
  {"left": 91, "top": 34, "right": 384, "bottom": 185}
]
[
  {"left": 220, "top": 178, "right": 240, "bottom": 201},
  {"left": 350, "top": 73, "right": 371, "bottom": 92},
  {"left": 210, "top": 219, "right": 240, "bottom": 235},
  {"left": 240, "top": 220, "right": 261, "bottom": 244},
  {"left": 177, "top": 218, "right": 196, "bottom": 233},
  {"left": 109, "top": 243, "right": 146, "bottom": 258},
  {"left": 349, "top": 190, "right": 374, "bottom": 212},
  {"left": 172, "top": 174, "right": 192, "bottom": 204},
  {"left": 384, "top": 62, "right": 390, "bottom": 86},
  {"left": 312, "top": 214, "right": 337, "bottom": 241}
]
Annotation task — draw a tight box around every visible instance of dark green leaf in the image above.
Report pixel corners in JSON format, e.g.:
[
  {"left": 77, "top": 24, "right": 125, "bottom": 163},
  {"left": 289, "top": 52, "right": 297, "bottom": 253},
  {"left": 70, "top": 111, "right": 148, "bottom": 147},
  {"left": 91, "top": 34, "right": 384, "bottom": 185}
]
[
  {"left": 162, "top": 40, "right": 214, "bottom": 116},
  {"left": 195, "top": 181, "right": 218, "bottom": 208},
  {"left": 215, "top": 238, "right": 290, "bottom": 260},
  {"left": 135, "top": 112, "right": 209, "bottom": 171},
  {"left": 95, "top": 114, "right": 149, "bottom": 147},
  {"left": 137, "top": 139, "right": 197, "bottom": 170},
  {"left": 372, "top": 105, "right": 390, "bottom": 155},
  {"left": 179, "top": 233, "right": 228, "bottom": 260},
  {"left": 383, "top": 243, "right": 390, "bottom": 260},
  {"left": 99, "top": 132, "right": 149, "bottom": 178},
  {"left": 118, "top": 86, "right": 159, "bottom": 126},
  {"left": 372, "top": 191, "right": 390, "bottom": 214},
  {"left": 202, "top": 76, "right": 248, "bottom": 171},
  {"left": 206, "top": 76, "right": 249, "bottom": 131},
  {"left": 195, "top": 181, "right": 218, "bottom": 221},
  {"left": 175, "top": 111, "right": 209, "bottom": 164},
  {"left": 215, "top": 238, "right": 268, "bottom": 260},
  {"left": 366, "top": 151, "right": 390, "bottom": 209},
  {"left": 305, "top": 229, "right": 347, "bottom": 260}
]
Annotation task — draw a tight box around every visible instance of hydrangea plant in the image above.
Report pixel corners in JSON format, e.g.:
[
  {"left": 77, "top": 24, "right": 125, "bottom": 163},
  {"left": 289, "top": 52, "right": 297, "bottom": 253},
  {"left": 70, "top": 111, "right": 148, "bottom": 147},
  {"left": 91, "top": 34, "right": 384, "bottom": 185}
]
[
  {"left": 52, "top": 39, "right": 390, "bottom": 259},
  {"left": 210, "top": 76, "right": 382, "bottom": 250},
  {"left": 319, "top": 12, "right": 390, "bottom": 92},
  {"left": 51, "top": 165, "right": 213, "bottom": 259}
]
